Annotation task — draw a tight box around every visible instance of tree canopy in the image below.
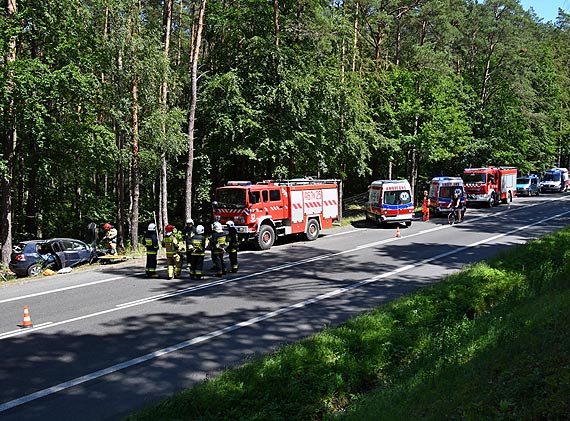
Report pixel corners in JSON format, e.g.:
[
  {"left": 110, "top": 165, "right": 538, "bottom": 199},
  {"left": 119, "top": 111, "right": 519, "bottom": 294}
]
[{"left": 2, "top": 0, "right": 569, "bottom": 261}]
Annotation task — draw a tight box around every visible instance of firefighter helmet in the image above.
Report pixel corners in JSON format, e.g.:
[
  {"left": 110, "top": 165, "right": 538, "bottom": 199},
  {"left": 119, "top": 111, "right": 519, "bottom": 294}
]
[
  {"left": 103, "top": 223, "right": 112, "bottom": 231},
  {"left": 165, "top": 224, "right": 174, "bottom": 233},
  {"left": 212, "top": 221, "right": 223, "bottom": 233},
  {"left": 226, "top": 220, "right": 235, "bottom": 227},
  {"left": 148, "top": 223, "right": 156, "bottom": 231},
  {"left": 186, "top": 218, "right": 194, "bottom": 225},
  {"left": 195, "top": 225, "right": 204, "bottom": 234}
]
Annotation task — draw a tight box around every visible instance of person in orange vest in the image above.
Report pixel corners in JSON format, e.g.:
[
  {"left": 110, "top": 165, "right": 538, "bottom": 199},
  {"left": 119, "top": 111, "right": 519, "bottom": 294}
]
[
  {"left": 161, "top": 224, "right": 182, "bottom": 279},
  {"left": 422, "top": 190, "right": 430, "bottom": 221}
]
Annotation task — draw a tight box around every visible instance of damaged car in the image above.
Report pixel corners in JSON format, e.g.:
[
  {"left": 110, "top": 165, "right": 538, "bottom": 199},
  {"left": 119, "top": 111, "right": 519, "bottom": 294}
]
[{"left": 9, "top": 238, "right": 97, "bottom": 278}]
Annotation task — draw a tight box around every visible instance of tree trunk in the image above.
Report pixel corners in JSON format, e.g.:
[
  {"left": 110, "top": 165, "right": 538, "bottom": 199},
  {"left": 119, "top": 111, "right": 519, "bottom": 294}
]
[
  {"left": 273, "top": 0, "right": 279, "bottom": 48},
  {"left": 176, "top": 0, "right": 184, "bottom": 66},
  {"left": 131, "top": 79, "right": 140, "bottom": 249},
  {"left": 185, "top": 0, "right": 207, "bottom": 221},
  {"left": 352, "top": 1, "right": 358, "bottom": 72},
  {"left": 1, "top": 0, "right": 18, "bottom": 265},
  {"left": 159, "top": 0, "right": 173, "bottom": 231}
]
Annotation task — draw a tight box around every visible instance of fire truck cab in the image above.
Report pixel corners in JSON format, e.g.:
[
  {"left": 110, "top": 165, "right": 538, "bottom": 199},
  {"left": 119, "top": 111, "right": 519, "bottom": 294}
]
[
  {"left": 428, "top": 177, "right": 466, "bottom": 215},
  {"left": 463, "top": 166, "right": 517, "bottom": 207},
  {"left": 365, "top": 179, "right": 414, "bottom": 227},
  {"left": 212, "top": 179, "right": 340, "bottom": 250}
]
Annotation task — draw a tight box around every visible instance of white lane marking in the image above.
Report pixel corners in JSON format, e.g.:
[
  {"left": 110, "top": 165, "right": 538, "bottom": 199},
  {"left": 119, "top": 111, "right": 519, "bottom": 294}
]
[
  {"left": 0, "top": 323, "right": 53, "bottom": 339},
  {"left": 1, "top": 195, "right": 563, "bottom": 305},
  {"left": 1, "top": 208, "right": 570, "bottom": 412},
  {"left": 2, "top": 197, "right": 569, "bottom": 339},
  {"left": 0, "top": 276, "right": 127, "bottom": 304},
  {"left": 0, "top": 225, "right": 446, "bottom": 339}
]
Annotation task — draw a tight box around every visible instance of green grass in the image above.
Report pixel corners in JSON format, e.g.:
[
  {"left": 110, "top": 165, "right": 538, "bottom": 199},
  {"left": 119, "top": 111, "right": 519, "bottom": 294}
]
[{"left": 127, "top": 228, "right": 570, "bottom": 421}]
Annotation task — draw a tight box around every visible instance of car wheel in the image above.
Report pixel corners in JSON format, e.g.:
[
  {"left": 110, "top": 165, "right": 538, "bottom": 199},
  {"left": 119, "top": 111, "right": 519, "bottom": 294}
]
[
  {"left": 27, "top": 263, "right": 43, "bottom": 277},
  {"left": 304, "top": 219, "right": 320, "bottom": 241},
  {"left": 255, "top": 225, "right": 275, "bottom": 250}
]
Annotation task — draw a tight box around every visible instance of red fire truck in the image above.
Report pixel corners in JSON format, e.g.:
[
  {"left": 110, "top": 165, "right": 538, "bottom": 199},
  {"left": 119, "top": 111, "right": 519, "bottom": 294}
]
[
  {"left": 212, "top": 179, "right": 341, "bottom": 250},
  {"left": 463, "top": 166, "right": 517, "bottom": 207}
]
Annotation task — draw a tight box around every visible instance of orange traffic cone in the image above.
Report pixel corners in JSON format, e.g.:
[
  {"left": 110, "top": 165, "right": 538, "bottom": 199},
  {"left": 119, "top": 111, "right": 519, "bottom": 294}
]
[
  {"left": 395, "top": 226, "right": 401, "bottom": 238},
  {"left": 22, "top": 305, "right": 33, "bottom": 328}
]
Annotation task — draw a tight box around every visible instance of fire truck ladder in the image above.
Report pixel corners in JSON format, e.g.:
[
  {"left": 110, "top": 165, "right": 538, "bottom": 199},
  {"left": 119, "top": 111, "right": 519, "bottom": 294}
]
[{"left": 269, "top": 178, "right": 341, "bottom": 186}]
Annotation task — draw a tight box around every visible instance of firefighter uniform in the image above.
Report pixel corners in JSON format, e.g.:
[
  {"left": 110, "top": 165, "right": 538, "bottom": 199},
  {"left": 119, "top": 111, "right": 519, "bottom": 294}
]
[
  {"left": 162, "top": 224, "right": 182, "bottom": 279},
  {"left": 144, "top": 224, "right": 159, "bottom": 278},
  {"left": 190, "top": 225, "right": 207, "bottom": 280},
  {"left": 182, "top": 219, "right": 196, "bottom": 269},
  {"left": 103, "top": 223, "right": 118, "bottom": 255},
  {"left": 226, "top": 221, "right": 239, "bottom": 273},
  {"left": 211, "top": 222, "right": 227, "bottom": 277}
]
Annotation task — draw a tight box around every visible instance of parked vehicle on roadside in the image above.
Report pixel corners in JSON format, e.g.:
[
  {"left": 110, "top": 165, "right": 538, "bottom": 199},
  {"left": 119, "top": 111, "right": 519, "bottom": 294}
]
[
  {"left": 428, "top": 176, "right": 466, "bottom": 216},
  {"left": 212, "top": 179, "right": 340, "bottom": 250},
  {"left": 540, "top": 168, "right": 569, "bottom": 193},
  {"left": 9, "top": 238, "right": 96, "bottom": 277},
  {"left": 366, "top": 179, "right": 414, "bottom": 227},
  {"left": 463, "top": 166, "right": 517, "bottom": 207},
  {"left": 516, "top": 174, "right": 540, "bottom": 196}
]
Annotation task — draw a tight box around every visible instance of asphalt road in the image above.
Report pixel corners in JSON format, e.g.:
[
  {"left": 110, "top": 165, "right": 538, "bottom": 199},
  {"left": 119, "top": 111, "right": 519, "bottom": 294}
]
[{"left": 1, "top": 193, "right": 569, "bottom": 420}]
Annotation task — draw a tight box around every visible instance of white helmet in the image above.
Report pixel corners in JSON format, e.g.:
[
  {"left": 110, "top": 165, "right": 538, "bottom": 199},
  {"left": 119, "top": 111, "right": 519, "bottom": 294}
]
[
  {"left": 186, "top": 218, "right": 194, "bottom": 225},
  {"left": 212, "top": 221, "right": 223, "bottom": 233},
  {"left": 226, "top": 220, "right": 235, "bottom": 227},
  {"left": 148, "top": 223, "right": 156, "bottom": 231},
  {"left": 195, "top": 225, "right": 204, "bottom": 234}
]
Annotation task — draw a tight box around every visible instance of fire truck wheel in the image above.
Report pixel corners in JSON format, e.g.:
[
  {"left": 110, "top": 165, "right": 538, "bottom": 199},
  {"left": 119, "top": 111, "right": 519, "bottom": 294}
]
[
  {"left": 256, "top": 225, "right": 275, "bottom": 250},
  {"left": 304, "top": 219, "right": 320, "bottom": 241}
]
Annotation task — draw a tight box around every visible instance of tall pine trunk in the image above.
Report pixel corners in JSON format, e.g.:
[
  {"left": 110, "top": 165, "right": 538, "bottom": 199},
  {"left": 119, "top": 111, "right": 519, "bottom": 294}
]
[
  {"left": 185, "top": 0, "right": 207, "bottom": 220},
  {"left": 131, "top": 79, "right": 140, "bottom": 248},
  {"left": 159, "top": 0, "right": 173, "bottom": 231},
  {"left": 1, "top": 0, "right": 18, "bottom": 265}
]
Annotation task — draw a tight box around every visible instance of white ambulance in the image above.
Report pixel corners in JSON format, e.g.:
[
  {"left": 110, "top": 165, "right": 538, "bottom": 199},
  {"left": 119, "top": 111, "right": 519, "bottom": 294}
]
[{"left": 365, "top": 179, "right": 414, "bottom": 226}]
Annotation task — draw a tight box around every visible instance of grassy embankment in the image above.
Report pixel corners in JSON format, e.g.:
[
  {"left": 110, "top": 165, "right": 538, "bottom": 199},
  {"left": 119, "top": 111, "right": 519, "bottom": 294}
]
[{"left": 128, "top": 228, "right": 570, "bottom": 420}]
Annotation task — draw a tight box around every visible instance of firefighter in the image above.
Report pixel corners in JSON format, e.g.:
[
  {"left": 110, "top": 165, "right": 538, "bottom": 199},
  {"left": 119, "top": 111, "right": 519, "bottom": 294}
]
[
  {"left": 190, "top": 224, "right": 207, "bottom": 280},
  {"left": 422, "top": 190, "right": 430, "bottom": 221},
  {"left": 226, "top": 220, "right": 239, "bottom": 273},
  {"left": 161, "top": 224, "right": 182, "bottom": 279},
  {"left": 143, "top": 223, "right": 159, "bottom": 278},
  {"left": 102, "top": 223, "right": 118, "bottom": 255},
  {"left": 182, "top": 218, "right": 195, "bottom": 269},
  {"left": 210, "top": 221, "right": 227, "bottom": 277},
  {"left": 174, "top": 226, "right": 186, "bottom": 271}
]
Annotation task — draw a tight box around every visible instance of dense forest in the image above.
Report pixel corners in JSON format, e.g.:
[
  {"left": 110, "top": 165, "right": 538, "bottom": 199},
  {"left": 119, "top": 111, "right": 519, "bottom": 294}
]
[{"left": 1, "top": 0, "right": 569, "bottom": 264}]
